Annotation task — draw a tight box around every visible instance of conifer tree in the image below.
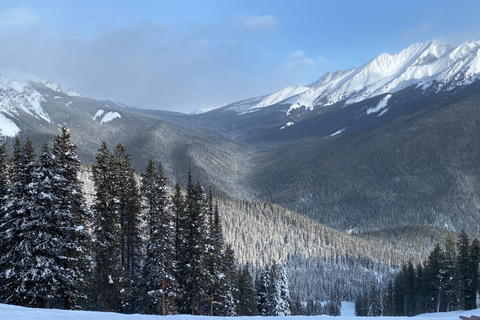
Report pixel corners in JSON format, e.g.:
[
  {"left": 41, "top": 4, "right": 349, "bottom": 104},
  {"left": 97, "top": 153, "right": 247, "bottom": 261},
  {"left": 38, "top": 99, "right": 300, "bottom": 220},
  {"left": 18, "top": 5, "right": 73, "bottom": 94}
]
[
  {"left": 257, "top": 264, "right": 272, "bottom": 316},
  {"left": 216, "top": 244, "right": 238, "bottom": 316},
  {"left": 0, "top": 141, "right": 85, "bottom": 308},
  {"left": 112, "top": 144, "right": 142, "bottom": 312},
  {"left": 52, "top": 127, "right": 91, "bottom": 309},
  {"left": 457, "top": 230, "right": 471, "bottom": 310},
  {"left": 178, "top": 170, "right": 211, "bottom": 314},
  {"left": 470, "top": 238, "right": 480, "bottom": 310},
  {"left": 141, "top": 160, "right": 179, "bottom": 315},
  {"left": 91, "top": 142, "right": 123, "bottom": 311},
  {"left": 236, "top": 263, "right": 258, "bottom": 316},
  {"left": 0, "top": 143, "right": 8, "bottom": 210},
  {"left": 274, "top": 263, "right": 291, "bottom": 316},
  {"left": 171, "top": 182, "right": 185, "bottom": 269}
]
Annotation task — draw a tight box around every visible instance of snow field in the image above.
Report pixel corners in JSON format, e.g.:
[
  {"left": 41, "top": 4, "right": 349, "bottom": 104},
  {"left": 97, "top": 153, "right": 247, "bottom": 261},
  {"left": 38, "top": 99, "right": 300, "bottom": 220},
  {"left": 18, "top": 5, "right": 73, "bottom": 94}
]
[{"left": 1, "top": 302, "right": 479, "bottom": 320}]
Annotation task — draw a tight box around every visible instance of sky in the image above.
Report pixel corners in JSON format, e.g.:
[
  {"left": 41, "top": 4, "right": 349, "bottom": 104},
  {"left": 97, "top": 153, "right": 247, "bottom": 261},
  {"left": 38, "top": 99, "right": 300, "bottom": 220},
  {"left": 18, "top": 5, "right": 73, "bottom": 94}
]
[{"left": 0, "top": 1, "right": 480, "bottom": 113}]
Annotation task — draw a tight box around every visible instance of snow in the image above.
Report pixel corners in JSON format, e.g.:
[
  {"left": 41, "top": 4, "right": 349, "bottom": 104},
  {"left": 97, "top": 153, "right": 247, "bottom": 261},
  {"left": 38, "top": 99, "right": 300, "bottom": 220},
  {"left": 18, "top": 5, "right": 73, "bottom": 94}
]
[
  {"left": 366, "top": 94, "right": 392, "bottom": 115},
  {"left": 0, "top": 75, "right": 51, "bottom": 123},
  {"left": 1, "top": 302, "right": 479, "bottom": 320},
  {"left": 93, "top": 110, "right": 104, "bottom": 120},
  {"left": 330, "top": 128, "right": 346, "bottom": 136},
  {"left": 0, "top": 112, "right": 20, "bottom": 137},
  {"left": 94, "top": 109, "right": 122, "bottom": 124},
  {"left": 101, "top": 112, "right": 121, "bottom": 124},
  {"left": 228, "top": 85, "right": 309, "bottom": 115},
  {"left": 286, "top": 39, "right": 480, "bottom": 114},
  {"left": 280, "top": 122, "right": 294, "bottom": 129}
]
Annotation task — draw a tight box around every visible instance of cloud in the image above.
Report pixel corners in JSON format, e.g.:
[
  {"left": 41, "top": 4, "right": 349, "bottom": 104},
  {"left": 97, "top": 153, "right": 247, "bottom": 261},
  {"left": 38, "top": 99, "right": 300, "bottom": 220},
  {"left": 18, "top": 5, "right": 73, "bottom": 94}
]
[
  {"left": 0, "top": 8, "right": 295, "bottom": 113},
  {"left": 0, "top": 7, "right": 44, "bottom": 41},
  {"left": 242, "top": 15, "right": 280, "bottom": 31},
  {"left": 277, "top": 50, "right": 315, "bottom": 72}
]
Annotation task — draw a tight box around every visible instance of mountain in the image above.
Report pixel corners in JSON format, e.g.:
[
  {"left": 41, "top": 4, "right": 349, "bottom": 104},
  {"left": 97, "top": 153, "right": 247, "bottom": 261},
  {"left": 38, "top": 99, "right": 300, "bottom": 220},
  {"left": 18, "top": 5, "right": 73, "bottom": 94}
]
[{"left": 2, "top": 39, "right": 480, "bottom": 239}]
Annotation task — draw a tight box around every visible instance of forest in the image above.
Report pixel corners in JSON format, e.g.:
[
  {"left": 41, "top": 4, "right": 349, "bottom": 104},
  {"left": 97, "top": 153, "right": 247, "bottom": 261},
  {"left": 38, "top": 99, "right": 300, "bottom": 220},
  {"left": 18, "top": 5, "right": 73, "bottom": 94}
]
[
  {"left": 0, "top": 128, "right": 479, "bottom": 317},
  {"left": 0, "top": 128, "right": 296, "bottom": 316},
  {"left": 355, "top": 231, "right": 480, "bottom": 317}
]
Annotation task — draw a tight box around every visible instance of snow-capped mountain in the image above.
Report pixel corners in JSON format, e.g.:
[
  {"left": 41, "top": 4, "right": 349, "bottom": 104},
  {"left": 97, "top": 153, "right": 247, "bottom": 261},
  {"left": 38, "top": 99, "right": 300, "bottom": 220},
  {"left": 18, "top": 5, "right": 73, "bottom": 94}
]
[
  {"left": 225, "top": 85, "right": 310, "bottom": 115},
  {"left": 0, "top": 75, "right": 84, "bottom": 136},
  {"left": 287, "top": 40, "right": 480, "bottom": 114},
  {"left": 217, "top": 40, "right": 480, "bottom": 117}
]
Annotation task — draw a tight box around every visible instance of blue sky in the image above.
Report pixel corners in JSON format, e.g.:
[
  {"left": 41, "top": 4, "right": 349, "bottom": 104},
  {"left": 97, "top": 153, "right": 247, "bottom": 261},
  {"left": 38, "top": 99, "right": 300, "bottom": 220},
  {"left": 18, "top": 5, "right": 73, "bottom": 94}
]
[{"left": 1, "top": 0, "right": 480, "bottom": 113}]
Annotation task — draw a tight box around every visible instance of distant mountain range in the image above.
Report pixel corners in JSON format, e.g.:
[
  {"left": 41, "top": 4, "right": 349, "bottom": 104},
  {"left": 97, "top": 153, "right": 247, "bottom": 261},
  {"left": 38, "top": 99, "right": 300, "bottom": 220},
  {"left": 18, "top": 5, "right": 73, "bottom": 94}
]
[{"left": 2, "top": 39, "right": 480, "bottom": 240}]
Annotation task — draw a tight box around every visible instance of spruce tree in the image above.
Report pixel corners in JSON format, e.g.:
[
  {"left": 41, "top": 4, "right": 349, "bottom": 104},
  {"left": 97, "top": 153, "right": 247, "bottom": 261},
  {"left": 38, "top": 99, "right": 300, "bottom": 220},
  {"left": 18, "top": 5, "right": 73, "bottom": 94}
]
[
  {"left": 457, "top": 230, "right": 471, "bottom": 310},
  {"left": 52, "top": 127, "right": 91, "bottom": 309},
  {"left": 0, "top": 139, "right": 38, "bottom": 306},
  {"left": 257, "top": 264, "right": 272, "bottom": 316},
  {"left": 216, "top": 244, "right": 238, "bottom": 316},
  {"left": 178, "top": 170, "right": 211, "bottom": 314},
  {"left": 112, "top": 144, "right": 142, "bottom": 312},
  {"left": 91, "top": 142, "right": 123, "bottom": 311},
  {"left": 470, "top": 238, "right": 480, "bottom": 310},
  {"left": 274, "top": 263, "right": 291, "bottom": 316},
  {"left": 236, "top": 263, "right": 259, "bottom": 316},
  {"left": 0, "top": 143, "right": 8, "bottom": 210},
  {"left": 141, "top": 160, "right": 179, "bottom": 315}
]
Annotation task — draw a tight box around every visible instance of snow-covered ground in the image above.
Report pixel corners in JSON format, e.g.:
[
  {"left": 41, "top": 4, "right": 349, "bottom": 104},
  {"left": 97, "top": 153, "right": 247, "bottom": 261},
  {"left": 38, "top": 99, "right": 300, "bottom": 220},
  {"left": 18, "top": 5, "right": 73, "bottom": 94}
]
[{"left": 0, "top": 302, "right": 478, "bottom": 320}]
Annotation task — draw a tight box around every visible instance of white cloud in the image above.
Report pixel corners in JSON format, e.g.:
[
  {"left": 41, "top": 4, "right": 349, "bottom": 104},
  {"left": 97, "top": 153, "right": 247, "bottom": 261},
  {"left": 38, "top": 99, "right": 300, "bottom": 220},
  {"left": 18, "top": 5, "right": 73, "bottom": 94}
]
[
  {"left": 242, "top": 15, "right": 280, "bottom": 31},
  {"left": 277, "top": 50, "right": 315, "bottom": 72}
]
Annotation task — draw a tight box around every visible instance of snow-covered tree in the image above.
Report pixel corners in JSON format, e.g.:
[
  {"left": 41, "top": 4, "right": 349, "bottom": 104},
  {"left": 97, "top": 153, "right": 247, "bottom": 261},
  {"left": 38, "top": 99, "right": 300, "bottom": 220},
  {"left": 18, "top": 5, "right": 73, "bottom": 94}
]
[
  {"left": 91, "top": 142, "right": 124, "bottom": 312},
  {"left": 177, "top": 170, "right": 211, "bottom": 315},
  {"left": 141, "top": 160, "right": 179, "bottom": 315}
]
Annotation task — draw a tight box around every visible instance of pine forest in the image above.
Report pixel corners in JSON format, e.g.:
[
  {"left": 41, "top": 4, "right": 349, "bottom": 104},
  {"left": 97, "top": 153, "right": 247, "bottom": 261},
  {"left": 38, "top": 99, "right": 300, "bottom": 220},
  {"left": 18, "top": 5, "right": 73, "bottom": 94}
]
[{"left": 0, "top": 128, "right": 480, "bottom": 317}]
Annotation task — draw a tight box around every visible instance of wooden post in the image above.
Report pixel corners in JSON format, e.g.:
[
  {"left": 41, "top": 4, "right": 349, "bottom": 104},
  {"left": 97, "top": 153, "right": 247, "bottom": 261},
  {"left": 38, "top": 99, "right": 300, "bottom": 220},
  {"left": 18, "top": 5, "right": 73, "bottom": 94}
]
[
  {"left": 210, "top": 287, "right": 214, "bottom": 316},
  {"left": 162, "top": 278, "right": 167, "bottom": 316}
]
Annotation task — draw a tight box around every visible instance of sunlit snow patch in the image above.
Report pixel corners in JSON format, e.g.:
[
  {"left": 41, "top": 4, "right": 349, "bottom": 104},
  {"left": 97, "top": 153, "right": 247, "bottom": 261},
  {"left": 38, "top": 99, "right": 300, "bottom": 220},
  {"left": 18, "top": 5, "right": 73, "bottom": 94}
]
[
  {"left": 280, "top": 122, "right": 294, "bottom": 129},
  {"left": 101, "top": 111, "right": 121, "bottom": 124},
  {"left": 92, "top": 109, "right": 104, "bottom": 120},
  {"left": 330, "top": 128, "right": 346, "bottom": 136},
  {"left": 0, "top": 113, "right": 20, "bottom": 137},
  {"left": 366, "top": 94, "right": 392, "bottom": 115}
]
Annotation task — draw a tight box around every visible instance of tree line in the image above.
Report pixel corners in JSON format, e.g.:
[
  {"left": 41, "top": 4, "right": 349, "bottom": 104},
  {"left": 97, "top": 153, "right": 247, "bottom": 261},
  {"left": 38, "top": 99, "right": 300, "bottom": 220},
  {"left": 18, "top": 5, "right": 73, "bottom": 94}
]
[
  {"left": 0, "top": 128, "right": 295, "bottom": 316},
  {"left": 355, "top": 231, "right": 480, "bottom": 316}
]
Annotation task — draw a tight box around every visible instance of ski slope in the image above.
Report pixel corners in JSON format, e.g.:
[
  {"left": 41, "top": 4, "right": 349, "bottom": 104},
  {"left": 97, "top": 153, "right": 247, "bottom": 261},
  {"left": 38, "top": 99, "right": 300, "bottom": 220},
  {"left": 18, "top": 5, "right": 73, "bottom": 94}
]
[{"left": 0, "top": 302, "right": 478, "bottom": 320}]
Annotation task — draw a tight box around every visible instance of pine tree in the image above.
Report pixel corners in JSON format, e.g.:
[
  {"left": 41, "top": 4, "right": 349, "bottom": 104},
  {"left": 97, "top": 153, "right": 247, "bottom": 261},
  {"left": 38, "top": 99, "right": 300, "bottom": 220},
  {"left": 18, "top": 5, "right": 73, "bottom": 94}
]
[
  {"left": 171, "top": 182, "right": 185, "bottom": 270},
  {"left": 424, "top": 243, "right": 445, "bottom": 312},
  {"left": 0, "top": 142, "right": 8, "bottom": 210},
  {"left": 0, "top": 139, "right": 39, "bottom": 306},
  {"left": 52, "top": 127, "right": 91, "bottom": 309},
  {"left": 91, "top": 142, "right": 123, "bottom": 311},
  {"left": 274, "top": 263, "right": 291, "bottom": 316},
  {"left": 257, "top": 264, "right": 272, "bottom": 316},
  {"left": 141, "top": 160, "right": 179, "bottom": 315},
  {"left": 177, "top": 170, "right": 211, "bottom": 315},
  {"left": 216, "top": 244, "right": 238, "bottom": 316},
  {"left": 236, "top": 263, "right": 259, "bottom": 316},
  {"left": 0, "top": 141, "right": 85, "bottom": 308},
  {"left": 457, "top": 230, "right": 471, "bottom": 310},
  {"left": 470, "top": 238, "right": 480, "bottom": 310},
  {"left": 443, "top": 232, "right": 458, "bottom": 311},
  {"left": 112, "top": 144, "right": 142, "bottom": 313}
]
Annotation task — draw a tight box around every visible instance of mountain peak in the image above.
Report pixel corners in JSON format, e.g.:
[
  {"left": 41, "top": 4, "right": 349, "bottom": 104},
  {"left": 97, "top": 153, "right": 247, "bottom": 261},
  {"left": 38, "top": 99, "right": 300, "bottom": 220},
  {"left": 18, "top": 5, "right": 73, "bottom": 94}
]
[{"left": 285, "top": 39, "right": 480, "bottom": 114}]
